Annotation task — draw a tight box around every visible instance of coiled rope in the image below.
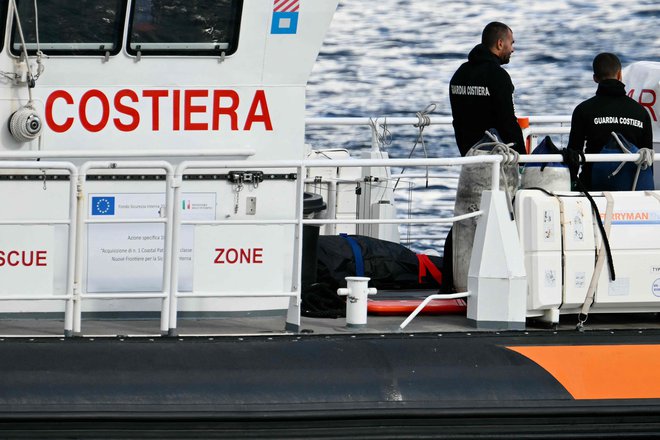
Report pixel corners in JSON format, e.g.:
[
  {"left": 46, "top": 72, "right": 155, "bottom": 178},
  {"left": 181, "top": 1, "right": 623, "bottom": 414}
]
[
  {"left": 9, "top": 103, "right": 41, "bottom": 142},
  {"left": 368, "top": 117, "right": 392, "bottom": 151},
  {"left": 472, "top": 133, "right": 520, "bottom": 219}
]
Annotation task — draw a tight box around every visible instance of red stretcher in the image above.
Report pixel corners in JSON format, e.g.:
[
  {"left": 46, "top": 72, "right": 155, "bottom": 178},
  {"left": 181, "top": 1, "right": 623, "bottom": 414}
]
[{"left": 367, "top": 291, "right": 467, "bottom": 316}]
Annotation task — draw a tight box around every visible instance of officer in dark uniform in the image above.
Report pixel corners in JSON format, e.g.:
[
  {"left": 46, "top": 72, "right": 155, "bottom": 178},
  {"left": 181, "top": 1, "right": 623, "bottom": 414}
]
[
  {"left": 449, "top": 21, "right": 525, "bottom": 156},
  {"left": 567, "top": 52, "right": 653, "bottom": 188},
  {"left": 442, "top": 22, "right": 525, "bottom": 293}
]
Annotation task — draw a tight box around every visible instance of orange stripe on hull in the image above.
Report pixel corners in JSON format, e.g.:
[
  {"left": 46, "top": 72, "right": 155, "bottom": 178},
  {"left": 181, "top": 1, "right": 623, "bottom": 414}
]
[{"left": 508, "top": 345, "right": 660, "bottom": 400}]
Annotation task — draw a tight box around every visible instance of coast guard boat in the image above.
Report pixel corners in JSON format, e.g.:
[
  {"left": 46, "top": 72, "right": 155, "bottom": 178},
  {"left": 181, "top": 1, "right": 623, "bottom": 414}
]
[{"left": 1, "top": 0, "right": 660, "bottom": 437}]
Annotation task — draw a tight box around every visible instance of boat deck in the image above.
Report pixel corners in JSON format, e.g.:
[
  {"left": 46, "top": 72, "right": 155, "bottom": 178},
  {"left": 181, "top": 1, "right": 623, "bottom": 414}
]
[{"left": 2, "top": 309, "right": 659, "bottom": 338}]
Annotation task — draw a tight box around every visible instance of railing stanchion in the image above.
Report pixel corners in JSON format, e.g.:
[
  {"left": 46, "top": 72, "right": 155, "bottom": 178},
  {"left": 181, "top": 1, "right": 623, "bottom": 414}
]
[
  {"left": 286, "top": 163, "right": 306, "bottom": 332},
  {"left": 72, "top": 167, "right": 87, "bottom": 335},
  {"left": 160, "top": 166, "right": 176, "bottom": 335},
  {"left": 168, "top": 164, "right": 185, "bottom": 336},
  {"left": 64, "top": 166, "right": 79, "bottom": 337},
  {"left": 491, "top": 158, "right": 500, "bottom": 191},
  {"left": 324, "top": 181, "right": 337, "bottom": 235}
]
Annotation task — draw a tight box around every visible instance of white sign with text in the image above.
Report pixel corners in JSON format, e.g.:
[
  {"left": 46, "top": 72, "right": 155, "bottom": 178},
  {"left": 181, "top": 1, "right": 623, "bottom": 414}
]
[{"left": 86, "top": 193, "right": 216, "bottom": 293}]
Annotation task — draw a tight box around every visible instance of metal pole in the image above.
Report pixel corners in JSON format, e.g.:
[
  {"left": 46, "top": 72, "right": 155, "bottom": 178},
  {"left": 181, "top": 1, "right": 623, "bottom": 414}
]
[
  {"left": 491, "top": 159, "right": 501, "bottom": 191},
  {"left": 168, "top": 165, "right": 184, "bottom": 336},
  {"left": 64, "top": 165, "right": 78, "bottom": 337},
  {"left": 399, "top": 292, "right": 470, "bottom": 330},
  {"left": 160, "top": 166, "right": 176, "bottom": 335},
  {"left": 72, "top": 168, "right": 86, "bottom": 335},
  {"left": 286, "top": 163, "right": 305, "bottom": 332}
]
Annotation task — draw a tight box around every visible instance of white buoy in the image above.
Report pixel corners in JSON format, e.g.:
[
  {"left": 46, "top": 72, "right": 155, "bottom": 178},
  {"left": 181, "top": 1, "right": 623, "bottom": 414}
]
[{"left": 337, "top": 277, "right": 377, "bottom": 328}]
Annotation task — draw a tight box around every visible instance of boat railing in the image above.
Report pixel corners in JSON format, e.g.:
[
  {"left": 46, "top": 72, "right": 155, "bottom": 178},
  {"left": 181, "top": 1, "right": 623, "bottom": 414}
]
[
  {"left": 305, "top": 115, "right": 572, "bottom": 152},
  {"left": 72, "top": 161, "right": 176, "bottom": 337},
  {"left": 167, "top": 156, "right": 498, "bottom": 335},
  {"left": 0, "top": 160, "right": 78, "bottom": 334},
  {"left": 0, "top": 148, "right": 657, "bottom": 336},
  {"left": 304, "top": 115, "right": 572, "bottom": 246},
  {"left": 110, "top": 151, "right": 660, "bottom": 334}
]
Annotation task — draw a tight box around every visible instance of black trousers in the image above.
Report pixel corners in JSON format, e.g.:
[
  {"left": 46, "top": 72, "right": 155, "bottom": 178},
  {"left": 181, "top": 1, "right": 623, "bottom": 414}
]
[{"left": 440, "top": 226, "right": 454, "bottom": 293}]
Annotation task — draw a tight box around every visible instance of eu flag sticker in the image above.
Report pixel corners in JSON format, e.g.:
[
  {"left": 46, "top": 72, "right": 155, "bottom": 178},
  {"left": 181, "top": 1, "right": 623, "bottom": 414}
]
[
  {"left": 271, "top": 0, "right": 299, "bottom": 34},
  {"left": 91, "top": 196, "right": 115, "bottom": 216}
]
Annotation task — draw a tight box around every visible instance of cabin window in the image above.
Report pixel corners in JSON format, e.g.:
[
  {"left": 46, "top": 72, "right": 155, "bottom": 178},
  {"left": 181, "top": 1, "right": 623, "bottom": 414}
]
[
  {"left": 10, "top": 0, "right": 125, "bottom": 56},
  {"left": 0, "top": 2, "right": 7, "bottom": 53},
  {"left": 127, "top": 0, "right": 243, "bottom": 56}
]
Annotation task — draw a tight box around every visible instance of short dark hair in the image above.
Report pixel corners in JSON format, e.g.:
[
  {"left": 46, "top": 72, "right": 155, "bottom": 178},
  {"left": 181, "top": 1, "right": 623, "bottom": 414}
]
[
  {"left": 592, "top": 53, "right": 621, "bottom": 81},
  {"left": 481, "top": 22, "right": 511, "bottom": 49}
]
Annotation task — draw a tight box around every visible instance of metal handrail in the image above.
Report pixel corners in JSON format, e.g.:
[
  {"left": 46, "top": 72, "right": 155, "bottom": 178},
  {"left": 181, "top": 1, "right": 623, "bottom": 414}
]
[
  {"left": 168, "top": 161, "right": 311, "bottom": 334},
  {"left": 305, "top": 115, "right": 572, "bottom": 125},
  {"left": 0, "top": 161, "right": 78, "bottom": 336},
  {"left": 1, "top": 124, "right": 656, "bottom": 337},
  {"left": 166, "top": 156, "right": 502, "bottom": 334},
  {"left": 73, "top": 161, "right": 175, "bottom": 336},
  {"left": 0, "top": 149, "right": 255, "bottom": 160},
  {"left": 305, "top": 115, "right": 572, "bottom": 151}
]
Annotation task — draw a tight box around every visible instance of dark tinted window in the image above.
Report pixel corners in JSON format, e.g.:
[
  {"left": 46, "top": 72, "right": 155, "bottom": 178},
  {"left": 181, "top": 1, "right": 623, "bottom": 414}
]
[
  {"left": 128, "top": 0, "right": 242, "bottom": 56},
  {"left": 10, "top": 0, "right": 125, "bottom": 55},
  {"left": 0, "top": 2, "right": 7, "bottom": 53}
]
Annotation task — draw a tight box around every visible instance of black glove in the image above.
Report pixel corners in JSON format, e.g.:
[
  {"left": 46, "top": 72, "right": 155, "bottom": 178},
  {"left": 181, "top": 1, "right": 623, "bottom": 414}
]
[{"left": 560, "top": 148, "right": 584, "bottom": 184}]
